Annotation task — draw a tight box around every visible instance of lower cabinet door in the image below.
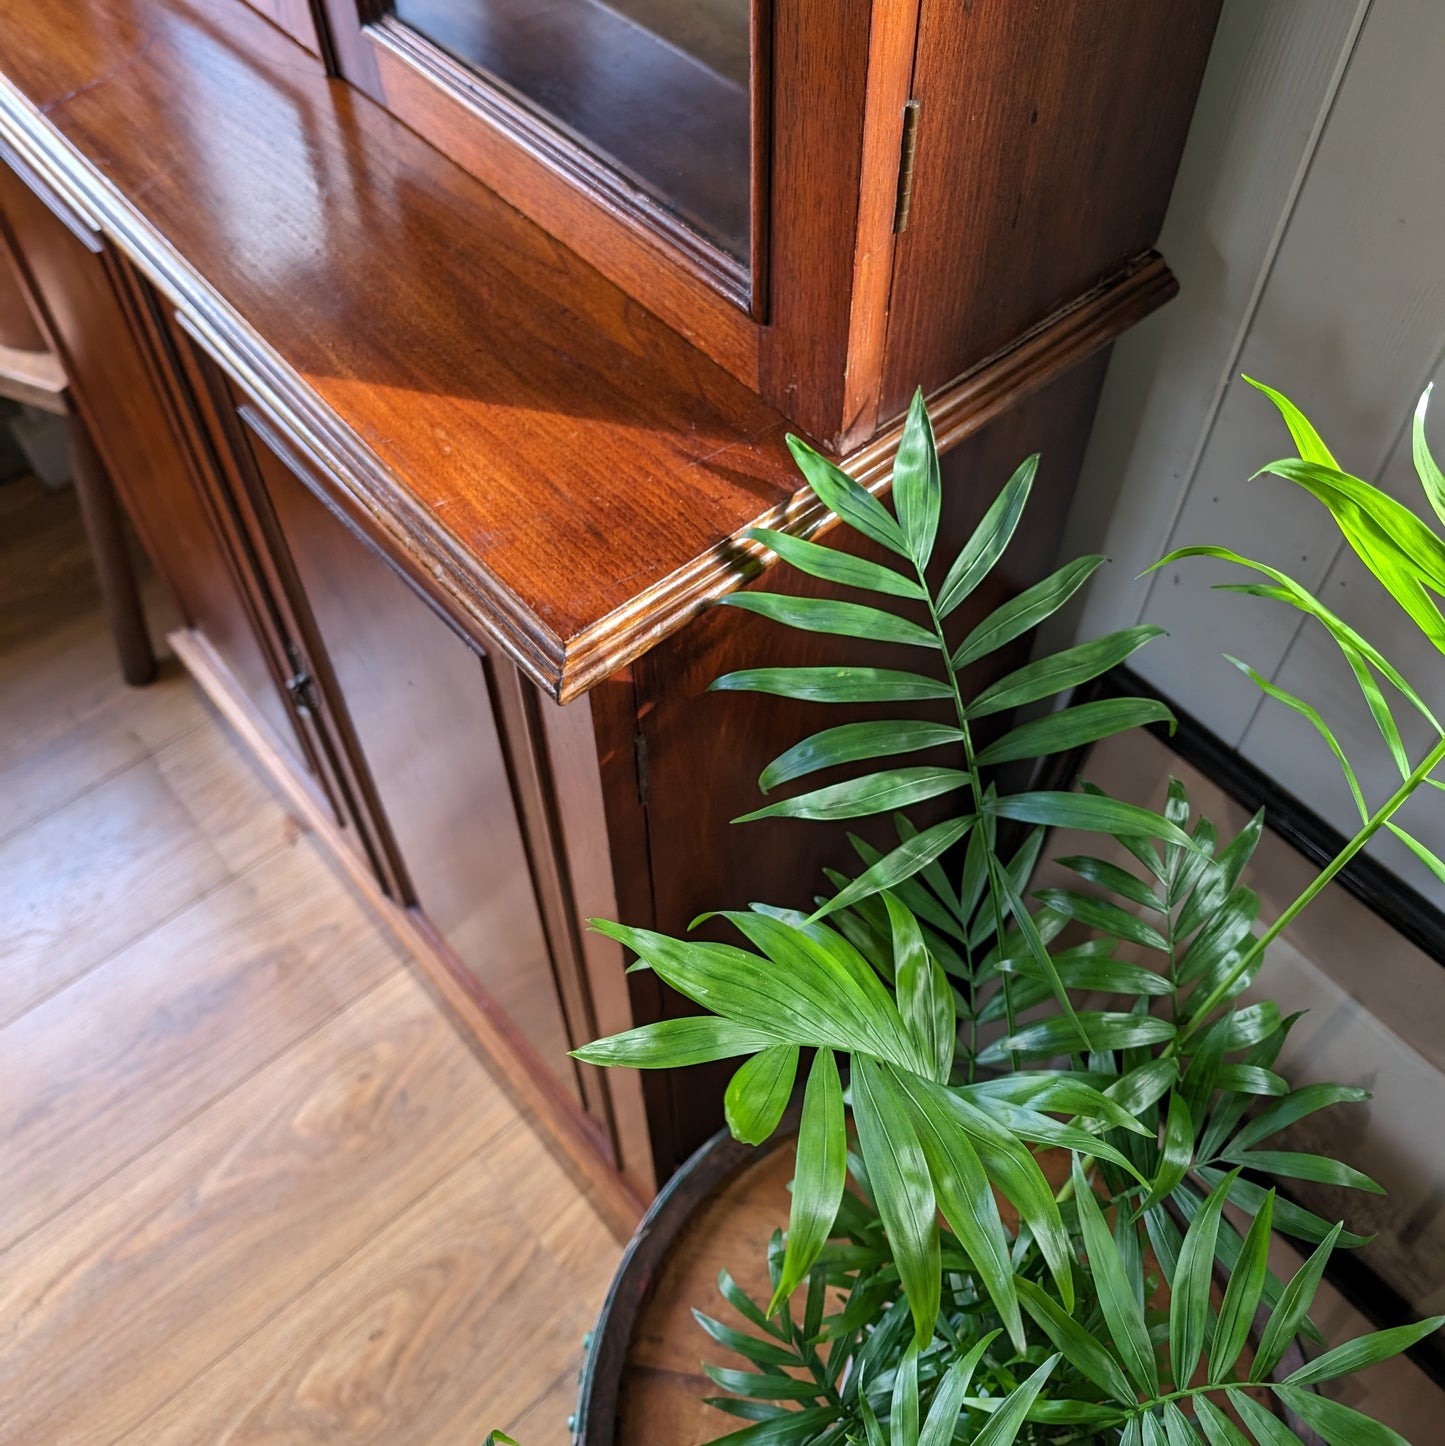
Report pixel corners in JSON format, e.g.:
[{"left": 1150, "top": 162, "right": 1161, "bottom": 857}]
[{"left": 241, "top": 419, "right": 587, "bottom": 1111}]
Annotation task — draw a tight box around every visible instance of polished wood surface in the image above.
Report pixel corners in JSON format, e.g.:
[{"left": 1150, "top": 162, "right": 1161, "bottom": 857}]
[
  {"left": 879, "top": 0, "right": 1220, "bottom": 419},
  {"left": 0, "top": 477, "right": 619, "bottom": 1445},
  {"left": 245, "top": 418, "right": 587, "bottom": 1112},
  {"left": 0, "top": 0, "right": 1195, "bottom": 700}
]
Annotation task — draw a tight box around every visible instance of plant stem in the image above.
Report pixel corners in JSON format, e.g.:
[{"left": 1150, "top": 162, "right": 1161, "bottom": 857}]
[
  {"left": 916, "top": 568, "right": 1021, "bottom": 1068},
  {"left": 1176, "top": 731, "right": 1445, "bottom": 1049}
]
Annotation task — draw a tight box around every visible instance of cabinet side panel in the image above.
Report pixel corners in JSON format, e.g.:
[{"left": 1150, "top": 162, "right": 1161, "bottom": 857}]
[
  {"left": 633, "top": 356, "right": 1109, "bottom": 1167},
  {"left": 880, "top": 0, "right": 1220, "bottom": 418}
]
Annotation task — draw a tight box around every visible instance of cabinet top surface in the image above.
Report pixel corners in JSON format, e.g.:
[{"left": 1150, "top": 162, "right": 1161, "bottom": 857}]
[{"left": 0, "top": 0, "right": 809, "bottom": 696}]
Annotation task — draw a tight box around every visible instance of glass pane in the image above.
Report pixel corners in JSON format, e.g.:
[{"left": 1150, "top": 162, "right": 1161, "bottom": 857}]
[{"left": 390, "top": 0, "right": 752, "bottom": 264}]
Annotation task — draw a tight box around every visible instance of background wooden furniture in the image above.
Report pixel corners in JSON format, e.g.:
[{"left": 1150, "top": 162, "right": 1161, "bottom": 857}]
[
  {"left": 0, "top": 0, "right": 1221, "bottom": 1217},
  {"left": 0, "top": 233, "right": 155, "bottom": 686}
]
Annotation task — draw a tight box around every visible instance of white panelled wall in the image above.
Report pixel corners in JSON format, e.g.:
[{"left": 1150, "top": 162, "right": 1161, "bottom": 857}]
[{"left": 1053, "top": 0, "right": 1445, "bottom": 902}]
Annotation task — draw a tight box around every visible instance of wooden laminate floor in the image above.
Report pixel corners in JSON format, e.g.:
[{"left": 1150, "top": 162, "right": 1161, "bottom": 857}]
[{"left": 0, "top": 472, "right": 620, "bottom": 1444}]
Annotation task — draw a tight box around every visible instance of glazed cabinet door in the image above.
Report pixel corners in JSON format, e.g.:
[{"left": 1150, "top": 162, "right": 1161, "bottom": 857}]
[{"left": 235, "top": 410, "right": 599, "bottom": 1123}]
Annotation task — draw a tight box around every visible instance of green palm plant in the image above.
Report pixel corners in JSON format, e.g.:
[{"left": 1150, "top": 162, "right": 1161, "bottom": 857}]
[{"left": 565, "top": 382, "right": 1445, "bottom": 1445}]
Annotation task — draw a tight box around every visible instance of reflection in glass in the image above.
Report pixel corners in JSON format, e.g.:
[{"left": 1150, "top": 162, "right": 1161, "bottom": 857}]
[{"left": 391, "top": 0, "right": 752, "bottom": 263}]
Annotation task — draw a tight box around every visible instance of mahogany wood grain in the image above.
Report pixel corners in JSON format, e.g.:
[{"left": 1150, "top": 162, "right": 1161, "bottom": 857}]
[
  {"left": 0, "top": 224, "right": 44, "bottom": 351},
  {"left": 241, "top": 0, "right": 324, "bottom": 54},
  {"left": 240, "top": 419, "right": 590, "bottom": 1115},
  {"left": 631, "top": 357, "right": 1110, "bottom": 1167},
  {"left": 0, "top": 0, "right": 1191, "bottom": 701},
  {"left": 67, "top": 420, "right": 158, "bottom": 685},
  {"left": 529, "top": 678, "right": 662, "bottom": 1201},
  {"left": 878, "top": 0, "right": 1221, "bottom": 419}
]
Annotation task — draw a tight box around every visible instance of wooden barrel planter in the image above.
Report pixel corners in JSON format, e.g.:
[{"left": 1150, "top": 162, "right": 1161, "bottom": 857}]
[{"left": 572, "top": 1121, "right": 1324, "bottom": 1446}]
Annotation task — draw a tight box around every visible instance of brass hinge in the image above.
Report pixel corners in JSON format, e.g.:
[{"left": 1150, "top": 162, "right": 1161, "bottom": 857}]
[{"left": 893, "top": 99, "right": 921, "bottom": 234}]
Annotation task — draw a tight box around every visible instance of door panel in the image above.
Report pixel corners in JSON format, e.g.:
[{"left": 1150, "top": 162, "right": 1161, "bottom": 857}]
[{"left": 243, "top": 420, "right": 586, "bottom": 1110}]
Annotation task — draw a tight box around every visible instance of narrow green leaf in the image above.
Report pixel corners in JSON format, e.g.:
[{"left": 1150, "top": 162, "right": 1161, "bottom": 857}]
[
  {"left": 702, "top": 1400, "right": 790, "bottom": 1422},
  {"left": 1283, "top": 1316, "right": 1445, "bottom": 1385},
  {"left": 970, "top": 1099, "right": 1148, "bottom": 1184},
  {"left": 1226, "top": 657, "right": 1367, "bottom": 822},
  {"left": 1251, "top": 1224, "right": 1343, "bottom": 1381},
  {"left": 1057, "top": 854, "right": 1167, "bottom": 911},
  {"left": 704, "top": 1367, "right": 819, "bottom": 1402},
  {"left": 1178, "top": 887, "right": 1259, "bottom": 989},
  {"left": 1244, "top": 377, "right": 1341, "bottom": 468},
  {"left": 912, "top": 1079, "right": 1075, "bottom": 1308},
  {"left": 1072, "top": 1155, "right": 1158, "bottom": 1394},
  {"left": 787, "top": 433, "right": 910, "bottom": 558},
  {"left": 894, "top": 388, "right": 942, "bottom": 568},
  {"left": 1339, "top": 637, "right": 1410, "bottom": 780},
  {"left": 1106, "top": 1058, "right": 1180, "bottom": 1118},
  {"left": 890, "top": 1342, "right": 919, "bottom": 1446},
  {"left": 969, "top": 1356, "right": 1060, "bottom": 1446},
  {"left": 976, "top": 696, "right": 1177, "bottom": 766},
  {"left": 706, "top": 1404, "right": 841, "bottom": 1444},
  {"left": 746, "top": 526, "right": 925, "bottom": 599},
  {"left": 937, "top": 455, "right": 1037, "bottom": 618},
  {"left": 1278, "top": 1384, "right": 1411, "bottom": 1445},
  {"left": 719, "top": 592, "right": 940, "bottom": 649},
  {"left": 968, "top": 625, "right": 1167, "bottom": 717},
  {"left": 850, "top": 1055, "right": 940, "bottom": 1347},
  {"left": 1385, "top": 821, "right": 1445, "bottom": 889},
  {"left": 988, "top": 790, "right": 1197, "bottom": 850},
  {"left": 811, "top": 816, "right": 975, "bottom": 923},
  {"left": 1211, "top": 1189, "right": 1275, "bottom": 1381},
  {"left": 720, "top": 909, "right": 915, "bottom": 1069},
  {"left": 917, "top": 1333, "right": 1001, "bottom": 1446},
  {"left": 980, "top": 1011, "right": 1174, "bottom": 1063},
  {"left": 1194, "top": 1166, "right": 1371, "bottom": 1248},
  {"left": 735, "top": 766, "right": 970, "bottom": 825},
  {"left": 965, "top": 1071, "right": 1154, "bottom": 1135},
  {"left": 1217, "top": 1065, "right": 1288, "bottom": 1097},
  {"left": 592, "top": 921, "right": 861, "bottom": 1055},
  {"left": 1000, "top": 951, "right": 1172, "bottom": 997},
  {"left": 886, "top": 895, "right": 954, "bottom": 1083},
  {"left": 1170, "top": 1169, "right": 1242, "bottom": 1389},
  {"left": 952, "top": 555, "right": 1105, "bottom": 669},
  {"left": 1222, "top": 1149, "right": 1383, "bottom": 1195},
  {"left": 1162, "top": 1401, "right": 1205, "bottom": 1446},
  {"left": 571, "top": 1015, "right": 782, "bottom": 1068},
  {"left": 759, "top": 720, "right": 963, "bottom": 794},
  {"left": 1226, "top": 1389, "right": 1305, "bottom": 1446},
  {"left": 1033, "top": 887, "right": 1171, "bottom": 951},
  {"left": 1229, "top": 1084, "right": 1370, "bottom": 1154},
  {"left": 1414, "top": 383, "right": 1445, "bottom": 527},
  {"left": 725, "top": 1044, "right": 800, "bottom": 1145},
  {"left": 987, "top": 857, "right": 1093, "bottom": 1051},
  {"left": 693, "top": 1311, "right": 800, "bottom": 1368},
  {"left": 1154, "top": 545, "right": 1443, "bottom": 735},
  {"left": 769, "top": 1049, "right": 848, "bottom": 1314},
  {"left": 718, "top": 1270, "right": 789, "bottom": 1341},
  {"left": 1015, "top": 1278, "right": 1135, "bottom": 1405},
  {"left": 1139, "top": 1092, "right": 1195, "bottom": 1213},
  {"left": 889, "top": 1068, "right": 1023, "bottom": 1349},
  {"left": 712, "top": 666, "right": 953, "bottom": 704},
  {"left": 1260, "top": 457, "right": 1445, "bottom": 592},
  {"left": 1194, "top": 1395, "right": 1252, "bottom": 1446}
]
